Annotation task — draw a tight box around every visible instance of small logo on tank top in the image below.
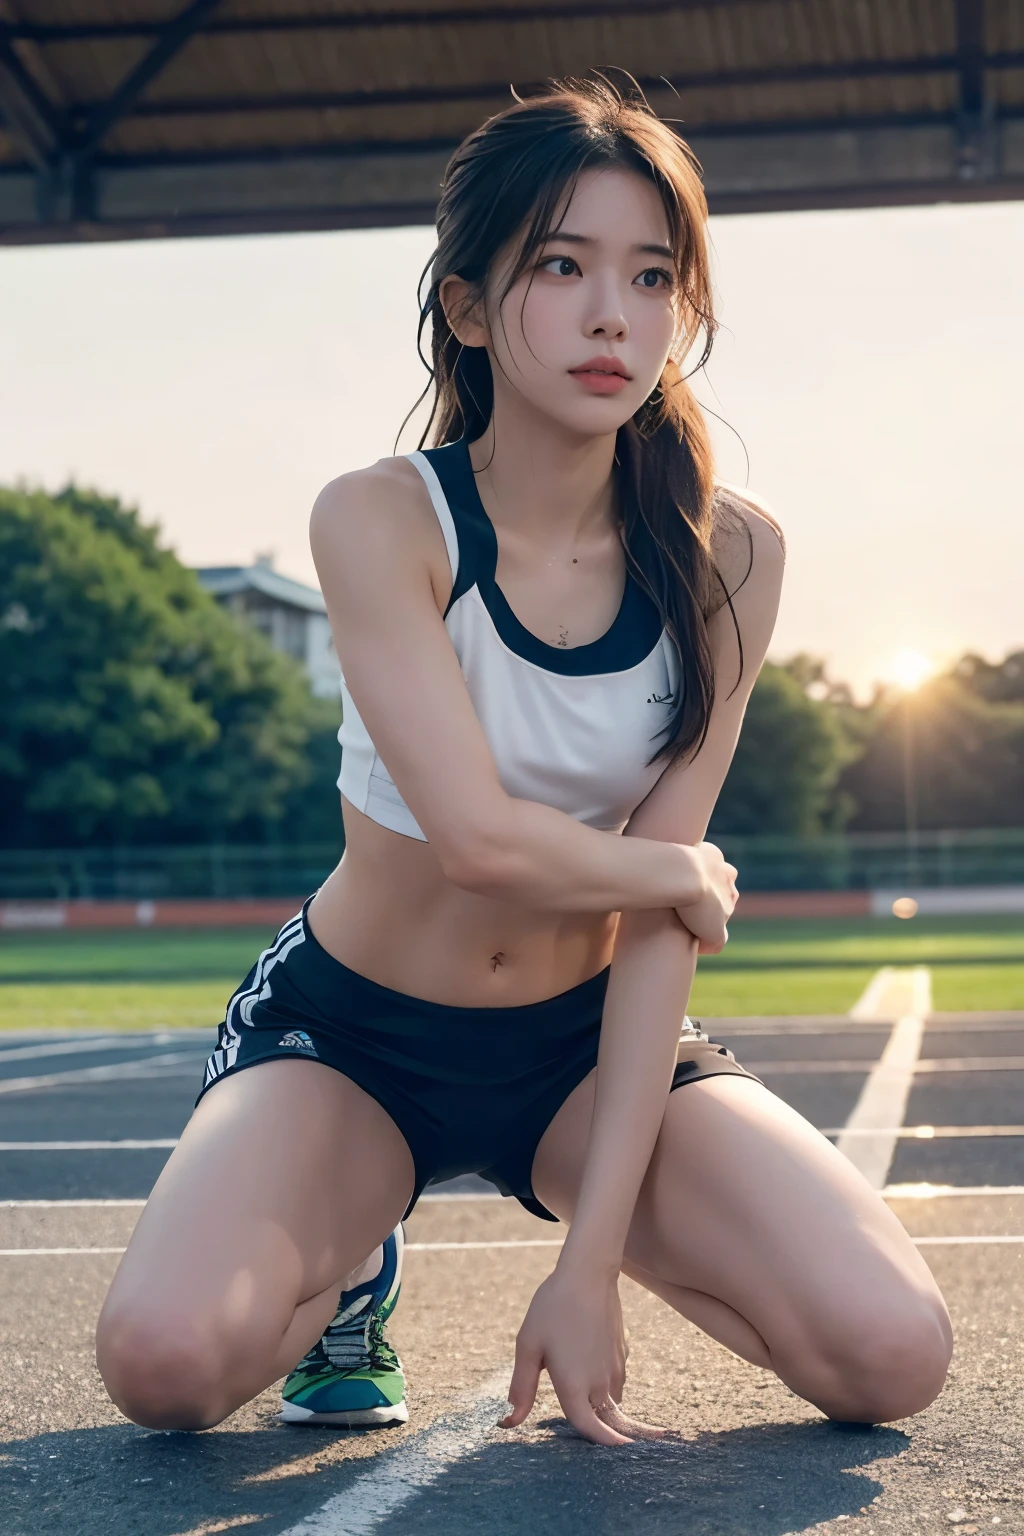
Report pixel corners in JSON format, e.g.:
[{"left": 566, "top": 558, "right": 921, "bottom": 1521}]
[
  {"left": 278, "top": 1030, "right": 319, "bottom": 1055},
  {"left": 647, "top": 691, "right": 673, "bottom": 704}
]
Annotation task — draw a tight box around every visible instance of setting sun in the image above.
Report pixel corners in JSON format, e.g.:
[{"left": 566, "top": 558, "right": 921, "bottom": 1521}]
[{"left": 882, "top": 648, "right": 935, "bottom": 692}]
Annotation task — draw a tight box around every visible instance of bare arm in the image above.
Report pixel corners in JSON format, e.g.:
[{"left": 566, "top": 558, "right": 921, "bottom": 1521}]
[
  {"left": 503, "top": 491, "right": 786, "bottom": 1443},
  {"left": 563, "top": 493, "right": 786, "bottom": 1273},
  {"left": 311, "top": 461, "right": 726, "bottom": 919}
]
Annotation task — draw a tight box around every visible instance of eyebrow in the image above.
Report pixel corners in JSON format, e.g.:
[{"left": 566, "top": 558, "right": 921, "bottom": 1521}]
[{"left": 542, "top": 232, "right": 675, "bottom": 261}]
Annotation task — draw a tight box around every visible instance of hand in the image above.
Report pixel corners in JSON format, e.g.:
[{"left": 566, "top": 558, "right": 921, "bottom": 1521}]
[
  {"left": 499, "top": 1266, "right": 669, "bottom": 1446},
  {"left": 675, "top": 841, "right": 738, "bottom": 954}
]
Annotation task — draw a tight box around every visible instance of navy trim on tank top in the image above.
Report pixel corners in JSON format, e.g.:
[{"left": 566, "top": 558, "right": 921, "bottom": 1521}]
[{"left": 421, "top": 440, "right": 664, "bottom": 677}]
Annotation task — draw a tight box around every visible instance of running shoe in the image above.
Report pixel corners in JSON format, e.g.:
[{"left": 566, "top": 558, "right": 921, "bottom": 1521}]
[{"left": 280, "top": 1225, "right": 408, "bottom": 1427}]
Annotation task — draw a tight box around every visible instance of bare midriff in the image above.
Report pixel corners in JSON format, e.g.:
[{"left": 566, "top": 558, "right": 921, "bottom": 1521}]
[{"left": 306, "top": 797, "right": 619, "bottom": 1008}]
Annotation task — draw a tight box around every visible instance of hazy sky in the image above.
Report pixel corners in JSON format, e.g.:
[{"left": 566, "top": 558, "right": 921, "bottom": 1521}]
[{"left": 2, "top": 198, "right": 1021, "bottom": 697}]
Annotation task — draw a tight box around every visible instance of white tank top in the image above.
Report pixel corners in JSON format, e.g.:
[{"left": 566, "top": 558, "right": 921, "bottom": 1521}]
[{"left": 337, "top": 440, "right": 679, "bottom": 842}]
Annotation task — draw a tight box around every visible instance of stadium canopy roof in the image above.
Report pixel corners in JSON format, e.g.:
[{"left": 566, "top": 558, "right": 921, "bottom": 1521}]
[{"left": 0, "top": 0, "right": 1021, "bottom": 245}]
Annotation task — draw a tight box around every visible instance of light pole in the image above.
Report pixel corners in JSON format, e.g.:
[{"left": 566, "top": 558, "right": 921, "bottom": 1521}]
[
  {"left": 901, "top": 690, "right": 920, "bottom": 888},
  {"left": 883, "top": 649, "right": 934, "bottom": 896}
]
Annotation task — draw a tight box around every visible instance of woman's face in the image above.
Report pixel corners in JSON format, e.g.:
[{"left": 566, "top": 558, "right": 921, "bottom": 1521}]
[{"left": 482, "top": 165, "right": 679, "bottom": 438}]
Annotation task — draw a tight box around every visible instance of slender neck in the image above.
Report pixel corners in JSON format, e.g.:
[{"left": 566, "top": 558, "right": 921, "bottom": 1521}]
[{"left": 466, "top": 389, "right": 619, "bottom": 552}]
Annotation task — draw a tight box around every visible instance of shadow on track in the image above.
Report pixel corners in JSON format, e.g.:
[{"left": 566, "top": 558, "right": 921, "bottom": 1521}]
[{"left": 0, "top": 1415, "right": 910, "bottom": 1536}]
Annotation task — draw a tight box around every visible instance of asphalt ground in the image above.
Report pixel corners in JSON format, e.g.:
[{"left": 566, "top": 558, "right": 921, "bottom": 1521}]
[{"left": 1, "top": 1009, "right": 1023, "bottom": 1536}]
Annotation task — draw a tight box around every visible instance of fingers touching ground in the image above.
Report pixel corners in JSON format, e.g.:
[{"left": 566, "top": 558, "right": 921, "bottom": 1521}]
[
  {"left": 499, "top": 1340, "right": 542, "bottom": 1429},
  {"left": 499, "top": 1341, "right": 670, "bottom": 1447}
]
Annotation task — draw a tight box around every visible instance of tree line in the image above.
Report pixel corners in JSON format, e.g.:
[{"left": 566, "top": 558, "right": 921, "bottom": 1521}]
[{"left": 1, "top": 485, "right": 1020, "bottom": 850}]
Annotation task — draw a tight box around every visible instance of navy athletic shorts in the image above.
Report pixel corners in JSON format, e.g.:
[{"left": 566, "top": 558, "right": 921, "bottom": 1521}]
[{"left": 197, "top": 898, "right": 761, "bottom": 1221}]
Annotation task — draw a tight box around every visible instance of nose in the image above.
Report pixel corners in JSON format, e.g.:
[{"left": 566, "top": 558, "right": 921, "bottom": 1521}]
[{"left": 584, "top": 273, "right": 629, "bottom": 343}]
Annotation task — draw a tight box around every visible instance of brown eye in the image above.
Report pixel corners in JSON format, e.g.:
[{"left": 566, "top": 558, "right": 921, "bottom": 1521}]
[{"left": 541, "top": 256, "right": 580, "bottom": 278}]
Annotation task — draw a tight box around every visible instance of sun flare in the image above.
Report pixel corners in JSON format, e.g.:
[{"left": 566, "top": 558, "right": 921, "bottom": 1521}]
[{"left": 882, "top": 648, "right": 935, "bottom": 692}]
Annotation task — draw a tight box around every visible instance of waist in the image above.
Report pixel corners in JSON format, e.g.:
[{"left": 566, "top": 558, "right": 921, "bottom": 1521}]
[
  {"left": 311, "top": 804, "right": 618, "bottom": 1008},
  {"left": 295, "top": 895, "right": 611, "bottom": 1025}
]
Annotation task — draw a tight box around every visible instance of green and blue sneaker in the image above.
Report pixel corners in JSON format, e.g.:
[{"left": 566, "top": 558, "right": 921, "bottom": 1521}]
[{"left": 280, "top": 1225, "right": 408, "bottom": 1427}]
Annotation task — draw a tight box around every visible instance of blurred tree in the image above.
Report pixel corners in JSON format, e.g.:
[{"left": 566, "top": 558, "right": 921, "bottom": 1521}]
[
  {"left": 0, "top": 484, "right": 342, "bottom": 848},
  {"left": 952, "top": 649, "right": 1024, "bottom": 704},
  {"left": 709, "top": 657, "right": 861, "bottom": 836},
  {"left": 840, "top": 657, "right": 1024, "bottom": 831}
]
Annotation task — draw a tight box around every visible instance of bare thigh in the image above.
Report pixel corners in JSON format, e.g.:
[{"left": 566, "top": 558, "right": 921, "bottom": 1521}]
[
  {"left": 96, "top": 1060, "right": 414, "bottom": 1429},
  {"left": 532, "top": 1071, "right": 953, "bottom": 1423}
]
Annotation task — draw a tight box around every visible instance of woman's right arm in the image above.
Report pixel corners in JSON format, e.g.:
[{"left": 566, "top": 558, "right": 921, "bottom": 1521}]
[{"left": 310, "top": 462, "right": 729, "bottom": 932}]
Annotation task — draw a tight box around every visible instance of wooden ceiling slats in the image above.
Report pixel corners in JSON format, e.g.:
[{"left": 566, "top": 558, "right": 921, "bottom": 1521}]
[{"left": 1, "top": 0, "right": 1020, "bottom": 241}]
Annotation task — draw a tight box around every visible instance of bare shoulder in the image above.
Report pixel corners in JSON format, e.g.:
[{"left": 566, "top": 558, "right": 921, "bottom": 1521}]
[
  {"left": 309, "top": 455, "right": 440, "bottom": 571},
  {"left": 709, "top": 481, "right": 786, "bottom": 612}
]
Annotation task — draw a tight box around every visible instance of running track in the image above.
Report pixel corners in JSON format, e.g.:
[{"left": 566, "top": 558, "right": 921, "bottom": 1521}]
[{"left": 1, "top": 977, "right": 1023, "bottom": 1535}]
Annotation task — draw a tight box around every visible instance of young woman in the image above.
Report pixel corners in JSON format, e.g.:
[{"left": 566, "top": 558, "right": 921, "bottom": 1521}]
[{"left": 96, "top": 79, "right": 952, "bottom": 1447}]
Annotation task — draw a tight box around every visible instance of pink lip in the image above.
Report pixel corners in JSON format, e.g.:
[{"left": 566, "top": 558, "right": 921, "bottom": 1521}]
[{"left": 569, "top": 356, "right": 632, "bottom": 395}]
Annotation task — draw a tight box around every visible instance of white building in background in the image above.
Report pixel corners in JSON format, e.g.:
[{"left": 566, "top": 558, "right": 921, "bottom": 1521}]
[{"left": 195, "top": 556, "right": 340, "bottom": 700}]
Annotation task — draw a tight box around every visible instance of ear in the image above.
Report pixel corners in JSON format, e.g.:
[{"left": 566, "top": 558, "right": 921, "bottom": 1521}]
[{"left": 439, "top": 275, "right": 489, "bottom": 348}]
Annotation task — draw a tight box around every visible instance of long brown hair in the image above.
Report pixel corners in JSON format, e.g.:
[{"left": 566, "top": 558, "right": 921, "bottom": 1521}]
[{"left": 413, "top": 76, "right": 747, "bottom": 765}]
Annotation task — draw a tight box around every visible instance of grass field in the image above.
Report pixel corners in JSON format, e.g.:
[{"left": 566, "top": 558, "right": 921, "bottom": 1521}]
[
  {"left": 691, "top": 913, "right": 1024, "bottom": 1016},
  {"left": 0, "top": 914, "right": 1021, "bottom": 1030}
]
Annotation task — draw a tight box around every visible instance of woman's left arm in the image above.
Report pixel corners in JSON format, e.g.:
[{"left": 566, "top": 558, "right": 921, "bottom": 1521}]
[{"left": 502, "top": 492, "right": 786, "bottom": 1445}]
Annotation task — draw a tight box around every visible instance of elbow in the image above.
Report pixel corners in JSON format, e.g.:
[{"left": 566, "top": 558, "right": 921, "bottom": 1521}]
[{"left": 437, "top": 819, "right": 525, "bottom": 900}]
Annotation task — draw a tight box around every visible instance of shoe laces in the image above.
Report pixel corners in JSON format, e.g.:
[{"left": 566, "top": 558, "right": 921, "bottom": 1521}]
[{"left": 319, "top": 1293, "right": 399, "bottom": 1375}]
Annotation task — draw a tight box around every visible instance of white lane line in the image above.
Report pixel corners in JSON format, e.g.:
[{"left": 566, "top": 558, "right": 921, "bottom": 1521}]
[
  {"left": 749, "top": 1057, "right": 1024, "bottom": 1075},
  {"left": 837, "top": 967, "right": 931, "bottom": 1189},
  {"left": 3, "top": 1237, "right": 1023, "bottom": 1260},
  {"left": 915, "top": 1057, "right": 1024, "bottom": 1073},
  {"left": 913, "top": 1236, "right": 1024, "bottom": 1246},
  {"left": 4, "top": 1186, "right": 1024, "bottom": 1211},
  {"left": 0, "top": 1198, "right": 147, "bottom": 1207},
  {"left": 849, "top": 965, "right": 931, "bottom": 1024},
  {"left": 849, "top": 967, "right": 899, "bottom": 1022},
  {"left": 885, "top": 1184, "right": 1024, "bottom": 1198},
  {"left": 0, "top": 1052, "right": 203, "bottom": 1094},
  {"left": 407, "top": 1240, "right": 562, "bottom": 1252},
  {"left": 0, "top": 1247, "right": 127, "bottom": 1256},
  {"left": 0, "top": 1185, "right": 1019, "bottom": 1210},
  {"left": 1, "top": 1242, "right": 552, "bottom": 1258},
  {"left": 279, "top": 1372, "right": 511, "bottom": 1536},
  {"left": 823, "top": 1125, "right": 1024, "bottom": 1139},
  {"left": 0, "top": 1140, "right": 178, "bottom": 1150},
  {"left": 0, "top": 1036, "right": 166, "bottom": 1064}
]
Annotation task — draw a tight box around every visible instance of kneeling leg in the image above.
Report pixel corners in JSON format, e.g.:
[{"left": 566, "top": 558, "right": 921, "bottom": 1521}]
[
  {"left": 533, "top": 1072, "right": 952, "bottom": 1424},
  {"left": 96, "top": 1060, "right": 414, "bottom": 1429}
]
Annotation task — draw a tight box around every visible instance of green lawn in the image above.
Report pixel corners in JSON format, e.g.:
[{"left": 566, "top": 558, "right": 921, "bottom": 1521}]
[
  {"left": 688, "top": 966, "right": 871, "bottom": 1018},
  {"left": 0, "top": 981, "right": 229, "bottom": 1033},
  {"left": 0, "top": 925, "right": 277, "bottom": 983},
  {"left": 0, "top": 915, "right": 1021, "bottom": 1030},
  {"left": 0, "top": 926, "right": 268, "bottom": 1031},
  {"left": 930, "top": 964, "right": 1024, "bottom": 1012},
  {"left": 688, "top": 914, "right": 1024, "bottom": 1016},
  {"left": 698, "top": 914, "right": 1024, "bottom": 969}
]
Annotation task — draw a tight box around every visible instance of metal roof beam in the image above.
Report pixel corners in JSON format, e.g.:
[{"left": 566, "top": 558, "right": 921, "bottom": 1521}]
[
  {"left": 76, "top": 0, "right": 224, "bottom": 154},
  {"left": 954, "top": 0, "right": 993, "bottom": 181},
  {"left": 0, "top": 30, "right": 62, "bottom": 168},
  {"left": 123, "top": 51, "right": 1024, "bottom": 122},
  {"left": 956, "top": 0, "right": 986, "bottom": 118},
  {"left": 5, "top": 0, "right": 820, "bottom": 44},
  {"left": 5, "top": 111, "right": 1024, "bottom": 247},
  {"left": 62, "top": 103, "right": 1024, "bottom": 172}
]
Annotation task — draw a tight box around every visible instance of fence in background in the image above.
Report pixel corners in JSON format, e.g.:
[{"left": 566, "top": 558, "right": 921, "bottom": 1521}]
[
  {"left": 715, "top": 828, "right": 1024, "bottom": 893},
  {"left": 0, "top": 829, "right": 1021, "bottom": 902},
  {"left": 0, "top": 844, "right": 343, "bottom": 902}
]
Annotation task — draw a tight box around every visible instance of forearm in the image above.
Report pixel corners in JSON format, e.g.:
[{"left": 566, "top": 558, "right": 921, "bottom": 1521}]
[
  {"left": 557, "top": 908, "right": 699, "bottom": 1275},
  {"left": 444, "top": 796, "right": 704, "bottom": 914}
]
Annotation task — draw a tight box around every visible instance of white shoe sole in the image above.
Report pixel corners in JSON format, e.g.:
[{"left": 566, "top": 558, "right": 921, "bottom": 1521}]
[{"left": 279, "top": 1399, "right": 409, "bottom": 1428}]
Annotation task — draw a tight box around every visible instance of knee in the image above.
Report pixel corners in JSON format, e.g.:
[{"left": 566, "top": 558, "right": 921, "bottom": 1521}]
[
  {"left": 96, "top": 1304, "right": 231, "bottom": 1430},
  {"left": 808, "top": 1293, "right": 953, "bottom": 1424}
]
